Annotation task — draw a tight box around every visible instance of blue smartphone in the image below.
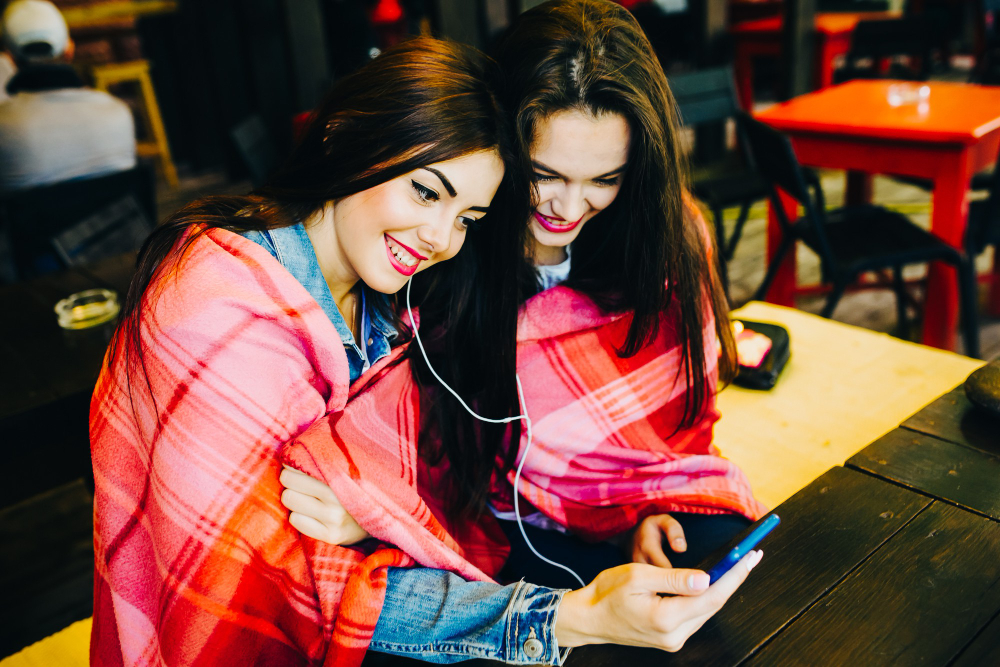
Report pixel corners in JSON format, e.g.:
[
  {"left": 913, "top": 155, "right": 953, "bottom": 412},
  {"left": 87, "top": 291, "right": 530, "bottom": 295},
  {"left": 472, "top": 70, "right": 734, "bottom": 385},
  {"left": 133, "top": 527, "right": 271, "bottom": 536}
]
[{"left": 705, "top": 514, "right": 780, "bottom": 584}]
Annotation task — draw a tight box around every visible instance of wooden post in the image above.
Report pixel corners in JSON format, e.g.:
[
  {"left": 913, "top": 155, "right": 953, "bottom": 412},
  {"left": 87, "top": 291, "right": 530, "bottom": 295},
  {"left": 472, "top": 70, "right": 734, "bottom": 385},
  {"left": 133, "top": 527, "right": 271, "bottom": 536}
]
[{"left": 781, "top": 0, "right": 817, "bottom": 100}]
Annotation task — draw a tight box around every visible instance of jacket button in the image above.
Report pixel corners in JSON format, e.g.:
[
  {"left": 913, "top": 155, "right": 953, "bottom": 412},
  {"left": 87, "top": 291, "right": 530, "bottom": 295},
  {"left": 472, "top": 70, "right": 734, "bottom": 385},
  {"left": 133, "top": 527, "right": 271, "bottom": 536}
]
[{"left": 523, "top": 629, "right": 544, "bottom": 660}]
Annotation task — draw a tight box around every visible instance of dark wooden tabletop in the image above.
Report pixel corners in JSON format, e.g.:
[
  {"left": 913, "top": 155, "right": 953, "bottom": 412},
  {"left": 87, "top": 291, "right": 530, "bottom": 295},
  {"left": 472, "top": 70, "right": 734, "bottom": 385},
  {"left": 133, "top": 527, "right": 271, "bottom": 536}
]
[
  {"left": 0, "top": 253, "right": 135, "bottom": 505},
  {"left": 559, "top": 379, "right": 1000, "bottom": 666}
]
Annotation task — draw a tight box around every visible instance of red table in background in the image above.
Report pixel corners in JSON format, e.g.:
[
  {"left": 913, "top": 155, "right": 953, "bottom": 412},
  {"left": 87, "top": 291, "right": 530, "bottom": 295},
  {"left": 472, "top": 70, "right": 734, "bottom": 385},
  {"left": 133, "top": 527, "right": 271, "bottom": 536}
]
[
  {"left": 731, "top": 12, "right": 899, "bottom": 108},
  {"left": 755, "top": 80, "right": 1000, "bottom": 352}
]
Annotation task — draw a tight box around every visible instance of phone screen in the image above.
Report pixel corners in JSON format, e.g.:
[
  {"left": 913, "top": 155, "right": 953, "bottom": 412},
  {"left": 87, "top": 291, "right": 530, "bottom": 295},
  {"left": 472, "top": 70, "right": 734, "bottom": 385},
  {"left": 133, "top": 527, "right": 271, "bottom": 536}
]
[{"left": 705, "top": 514, "right": 780, "bottom": 584}]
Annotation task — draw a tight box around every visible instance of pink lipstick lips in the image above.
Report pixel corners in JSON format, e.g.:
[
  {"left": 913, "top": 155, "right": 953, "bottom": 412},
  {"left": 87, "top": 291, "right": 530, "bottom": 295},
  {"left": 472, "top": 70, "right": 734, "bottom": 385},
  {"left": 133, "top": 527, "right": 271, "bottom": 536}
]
[
  {"left": 384, "top": 234, "right": 427, "bottom": 277},
  {"left": 533, "top": 211, "right": 583, "bottom": 234}
]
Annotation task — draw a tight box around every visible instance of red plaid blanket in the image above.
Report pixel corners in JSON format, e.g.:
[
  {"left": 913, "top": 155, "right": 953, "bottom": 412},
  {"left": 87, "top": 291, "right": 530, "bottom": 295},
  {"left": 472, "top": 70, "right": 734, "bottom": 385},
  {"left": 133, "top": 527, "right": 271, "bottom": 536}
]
[
  {"left": 90, "top": 227, "right": 492, "bottom": 667},
  {"left": 493, "top": 204, "right": 767, "bottom": 540}
]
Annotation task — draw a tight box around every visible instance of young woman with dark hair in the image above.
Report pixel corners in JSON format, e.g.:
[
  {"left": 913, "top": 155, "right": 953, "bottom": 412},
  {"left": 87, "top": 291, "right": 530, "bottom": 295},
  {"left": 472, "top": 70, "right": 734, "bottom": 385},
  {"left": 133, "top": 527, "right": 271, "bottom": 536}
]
[
  {"left": 279, "top": 0, "right": 766, "bottom": 663},
  {"left": 90, "top": 37, "right": 529, "bottom": 666}
]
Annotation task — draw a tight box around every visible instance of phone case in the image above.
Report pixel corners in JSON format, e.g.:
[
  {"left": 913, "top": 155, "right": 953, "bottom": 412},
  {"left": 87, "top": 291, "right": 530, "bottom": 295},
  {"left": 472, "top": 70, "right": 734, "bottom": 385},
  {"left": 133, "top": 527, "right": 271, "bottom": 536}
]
[{"left": 732, "top": 319, "right": 790, "bottom": 390}]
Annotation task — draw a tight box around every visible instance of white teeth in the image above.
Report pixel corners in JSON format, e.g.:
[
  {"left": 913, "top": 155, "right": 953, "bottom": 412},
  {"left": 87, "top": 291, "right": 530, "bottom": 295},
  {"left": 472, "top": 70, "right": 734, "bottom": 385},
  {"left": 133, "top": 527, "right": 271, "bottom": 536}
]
[{"left": 407, "top": 257, "right": 417, "bottom": 267}]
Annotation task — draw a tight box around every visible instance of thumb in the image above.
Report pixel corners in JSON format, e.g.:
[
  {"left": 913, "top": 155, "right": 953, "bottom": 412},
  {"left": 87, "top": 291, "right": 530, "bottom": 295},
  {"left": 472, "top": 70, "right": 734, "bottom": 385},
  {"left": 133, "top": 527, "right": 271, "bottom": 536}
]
[{"left": 631, "top": 563, "right": 711, "bottom": 596}]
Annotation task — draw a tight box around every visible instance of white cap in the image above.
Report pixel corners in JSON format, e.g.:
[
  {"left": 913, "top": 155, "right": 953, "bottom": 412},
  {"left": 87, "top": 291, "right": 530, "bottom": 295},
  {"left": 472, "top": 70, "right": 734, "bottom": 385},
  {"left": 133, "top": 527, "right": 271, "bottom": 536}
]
[{"left": 2, "top": 0, "right": 69, "bottom": 62}]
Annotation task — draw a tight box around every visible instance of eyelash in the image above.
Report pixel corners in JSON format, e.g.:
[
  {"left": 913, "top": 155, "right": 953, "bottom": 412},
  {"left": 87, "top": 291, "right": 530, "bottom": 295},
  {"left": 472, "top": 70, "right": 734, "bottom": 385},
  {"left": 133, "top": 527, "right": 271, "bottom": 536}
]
[
  {"left": 411, "top": 180, "right": 439, "bottom": 203},
  {"left": 533, "top": 173, "right": 621, "bottom": 187}
]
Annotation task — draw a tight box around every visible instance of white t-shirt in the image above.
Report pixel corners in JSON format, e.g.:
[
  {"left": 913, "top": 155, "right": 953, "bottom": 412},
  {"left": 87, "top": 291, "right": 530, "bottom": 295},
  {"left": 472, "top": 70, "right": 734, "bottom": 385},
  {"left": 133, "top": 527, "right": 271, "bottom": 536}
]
[
  {"left": 0, "top": 86, "right": 136, "bottom": 193},
  {"left": 535, "top": 248, "right": 571, "bottom": 292}
]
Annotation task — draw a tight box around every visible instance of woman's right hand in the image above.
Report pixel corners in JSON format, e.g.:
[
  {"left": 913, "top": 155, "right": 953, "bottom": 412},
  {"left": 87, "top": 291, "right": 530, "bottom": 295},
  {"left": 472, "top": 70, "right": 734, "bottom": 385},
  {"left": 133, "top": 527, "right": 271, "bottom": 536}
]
[
  {"left": 279, "top": 466, "right": 371, "bottom": 545},
  {"left": 554, "top": 550, "right": 763, "bottom": 653}
]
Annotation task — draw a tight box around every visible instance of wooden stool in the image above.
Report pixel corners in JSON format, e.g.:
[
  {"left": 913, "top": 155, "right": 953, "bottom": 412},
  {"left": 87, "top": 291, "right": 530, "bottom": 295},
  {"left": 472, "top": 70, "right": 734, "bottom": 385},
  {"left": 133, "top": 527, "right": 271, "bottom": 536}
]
[{"left": 91, "top": 59, "right": 178, "bottom": 188}]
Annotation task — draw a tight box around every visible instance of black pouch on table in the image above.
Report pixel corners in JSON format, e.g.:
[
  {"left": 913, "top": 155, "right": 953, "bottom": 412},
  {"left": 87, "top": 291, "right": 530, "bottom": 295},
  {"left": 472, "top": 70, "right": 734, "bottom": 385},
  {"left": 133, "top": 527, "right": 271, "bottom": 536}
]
[{"left": 732, "top": 319, "right": 790, "bottom": 390}]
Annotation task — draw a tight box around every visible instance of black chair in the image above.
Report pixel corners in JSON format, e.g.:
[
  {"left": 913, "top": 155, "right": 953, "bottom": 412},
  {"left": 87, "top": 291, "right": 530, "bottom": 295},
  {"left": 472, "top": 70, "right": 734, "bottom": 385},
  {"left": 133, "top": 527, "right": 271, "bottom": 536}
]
[
  {"left": 669, "top": 67, "right": 770, "bottom": 294},
  {"left": 0, "top": 163, "right": 156, "bottom": 282},
  {"left": 836, "top": 17, "right": 934, "bottom": 82},
  {"left": 740, "top": 113, "right": 980, "bottom": 357},
  {"left": 231, "top": 115, "right": 279, "bottom": 188},
  {"left": 965, "top": 154, "right": 1000, "bottom": 278}
]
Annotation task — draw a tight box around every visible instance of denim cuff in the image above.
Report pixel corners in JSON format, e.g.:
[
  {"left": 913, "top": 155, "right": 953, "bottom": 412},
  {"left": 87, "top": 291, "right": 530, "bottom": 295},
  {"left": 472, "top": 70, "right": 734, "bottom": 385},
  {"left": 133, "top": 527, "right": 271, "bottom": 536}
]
[{"left": 504, "top": 581, "right": 572, "bottom": 665}]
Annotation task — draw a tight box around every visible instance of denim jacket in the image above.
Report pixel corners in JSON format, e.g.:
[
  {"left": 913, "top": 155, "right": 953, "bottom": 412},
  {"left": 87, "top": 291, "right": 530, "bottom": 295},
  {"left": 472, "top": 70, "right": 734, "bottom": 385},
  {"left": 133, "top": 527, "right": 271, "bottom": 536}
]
[{"left": 241, "top": 223, "right": 569, "bottom": 664}]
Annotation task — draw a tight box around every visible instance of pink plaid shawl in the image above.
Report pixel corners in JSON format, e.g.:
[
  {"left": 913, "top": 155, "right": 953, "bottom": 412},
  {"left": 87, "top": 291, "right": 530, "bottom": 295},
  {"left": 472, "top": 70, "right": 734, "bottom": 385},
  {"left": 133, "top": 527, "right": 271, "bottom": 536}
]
[
  {"left": 90, "top": 227, "right": 492, "bottom": 667},
  {"left": 495, "top": 284, "right": 767, "bottom": 542}
]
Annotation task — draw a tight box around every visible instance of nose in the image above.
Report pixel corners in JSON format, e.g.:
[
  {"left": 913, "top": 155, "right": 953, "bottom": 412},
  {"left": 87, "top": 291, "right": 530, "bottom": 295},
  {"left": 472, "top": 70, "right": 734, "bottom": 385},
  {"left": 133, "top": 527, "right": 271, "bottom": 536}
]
[
  {"left": 550, "top": 184, "right": 588, "bottom": 223},
  {"left": 415, "top": 214, "right": 454, "bottom": 257}
]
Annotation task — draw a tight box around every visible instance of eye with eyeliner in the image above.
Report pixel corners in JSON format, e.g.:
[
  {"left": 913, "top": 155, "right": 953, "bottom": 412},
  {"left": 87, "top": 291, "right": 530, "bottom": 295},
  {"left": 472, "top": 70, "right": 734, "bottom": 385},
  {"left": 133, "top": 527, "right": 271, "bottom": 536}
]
[{"left": 411, "top": 180, "right": 440, "bottom": 203}]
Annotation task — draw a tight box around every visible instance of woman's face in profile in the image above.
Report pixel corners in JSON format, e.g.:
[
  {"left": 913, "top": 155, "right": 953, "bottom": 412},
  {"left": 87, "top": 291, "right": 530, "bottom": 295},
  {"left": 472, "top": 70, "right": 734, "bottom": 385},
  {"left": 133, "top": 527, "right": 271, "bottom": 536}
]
[
  {"left": 328, "top": 149, "right": 504, "bottom": 294},
  {"left": 529, "top": 109, "right": 631, "bottom": 254}
]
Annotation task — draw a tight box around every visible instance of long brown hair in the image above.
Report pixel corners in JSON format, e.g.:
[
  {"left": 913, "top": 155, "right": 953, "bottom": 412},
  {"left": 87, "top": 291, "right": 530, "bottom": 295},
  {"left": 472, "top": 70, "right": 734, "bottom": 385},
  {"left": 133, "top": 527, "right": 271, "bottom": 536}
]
[
  {"left": 495, "top": 0, "right": 736, "bottom": 429},
  {"left": 110, "top": 37, "right": 529, "bottom": 517}
]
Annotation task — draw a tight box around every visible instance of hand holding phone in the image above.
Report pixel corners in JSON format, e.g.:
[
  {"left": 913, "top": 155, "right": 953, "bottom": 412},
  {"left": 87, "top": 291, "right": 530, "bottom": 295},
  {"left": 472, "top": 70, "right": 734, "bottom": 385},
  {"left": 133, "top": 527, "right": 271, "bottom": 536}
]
[{"left": 705, "top": 514, "right": 780, "bottom": 584}]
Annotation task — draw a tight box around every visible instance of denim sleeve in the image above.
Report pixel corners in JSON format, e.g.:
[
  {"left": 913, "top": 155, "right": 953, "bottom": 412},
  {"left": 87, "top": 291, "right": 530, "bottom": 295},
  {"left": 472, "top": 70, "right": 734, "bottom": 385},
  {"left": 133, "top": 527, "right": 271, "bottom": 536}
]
[{"left": 369, "top": 567, "right": 572, "bottom": 665}]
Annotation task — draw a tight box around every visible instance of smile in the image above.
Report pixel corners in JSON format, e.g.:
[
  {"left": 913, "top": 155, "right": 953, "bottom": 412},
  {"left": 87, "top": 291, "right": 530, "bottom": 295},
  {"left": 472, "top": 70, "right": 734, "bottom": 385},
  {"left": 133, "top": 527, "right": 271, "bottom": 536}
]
[
  {"left": 384, "top": 234, "right": 426, "bottom": 276},
  {"left": 533, "top": 211, "right": 583, "bottom": 233}
]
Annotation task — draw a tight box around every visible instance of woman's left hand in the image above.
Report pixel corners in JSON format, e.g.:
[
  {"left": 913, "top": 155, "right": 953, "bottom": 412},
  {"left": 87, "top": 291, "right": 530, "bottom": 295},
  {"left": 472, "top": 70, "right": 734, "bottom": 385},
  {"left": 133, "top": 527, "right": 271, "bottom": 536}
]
[
  {"left": 631, "top": 514, "right": 687, "bottom": 568},
  {"left": 279, "top": 466, "right": 371, "bottom": 545}
]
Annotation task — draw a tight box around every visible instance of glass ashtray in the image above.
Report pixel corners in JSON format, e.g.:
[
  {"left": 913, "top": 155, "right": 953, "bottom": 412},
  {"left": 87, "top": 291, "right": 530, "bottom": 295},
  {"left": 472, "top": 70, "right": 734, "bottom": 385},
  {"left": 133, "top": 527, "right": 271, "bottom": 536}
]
[{"left": 54, "top": 288, "right": 120, "bottom": 330}]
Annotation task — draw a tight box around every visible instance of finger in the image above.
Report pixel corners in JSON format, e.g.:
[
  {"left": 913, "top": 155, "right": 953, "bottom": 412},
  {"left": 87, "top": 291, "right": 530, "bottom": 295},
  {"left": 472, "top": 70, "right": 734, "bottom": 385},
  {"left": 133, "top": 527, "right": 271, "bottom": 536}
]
[
  {"left": 280, "top": 466, "right": 340, "bottom": 504},
  {"left": 625, "top": 562, "right": 711, "bottom": 596},
  {"left": 639, "top": 522, "right": 673, "bottom": 568},
  {"left": 655, "top": 514, "right": 687, "bottom": 553},
  {"left": 281, "top": 487, "right": 343, "bottom": 525},
  {"left": 672, "top": 550, "right": 762, "bottom": 618},
  {"left": 289, "top": 512, "right": 334, "bottom": 542}
]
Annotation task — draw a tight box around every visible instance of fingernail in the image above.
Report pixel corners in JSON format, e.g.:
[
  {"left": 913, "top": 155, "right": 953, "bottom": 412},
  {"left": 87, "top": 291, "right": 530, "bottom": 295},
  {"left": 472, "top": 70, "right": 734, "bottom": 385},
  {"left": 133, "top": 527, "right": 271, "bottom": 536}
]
[
  {"left": 746, "top": 550, "right": 764, "bottom": 572},
  {"left": 673, "top": 538, "right": 687, "bottom": 550},
  {"left": 688, "top": 573, "right": 710, "bottom": 591}
]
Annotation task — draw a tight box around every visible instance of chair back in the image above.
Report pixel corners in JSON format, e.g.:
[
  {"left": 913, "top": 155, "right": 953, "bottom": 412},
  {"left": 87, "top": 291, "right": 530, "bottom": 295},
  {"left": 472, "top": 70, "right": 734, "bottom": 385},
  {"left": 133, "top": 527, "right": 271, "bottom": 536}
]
[
  {"left": 0, "top": 164, "right": 156, "bottom": 282},
  {"left": 231, "top": 115, "right": 278, "bottom": 188},
  {"left": 970, "top": 148, "right": 1000, "bottom": 253},
  {"left": 844, "top": 18, "right": 933, "bottom": 80},
  {"left": 668, "top": 67, "right": 740, "bottom": 127},
  {"left": 737, "top": 113, "right": 839, "bottom": 271}
]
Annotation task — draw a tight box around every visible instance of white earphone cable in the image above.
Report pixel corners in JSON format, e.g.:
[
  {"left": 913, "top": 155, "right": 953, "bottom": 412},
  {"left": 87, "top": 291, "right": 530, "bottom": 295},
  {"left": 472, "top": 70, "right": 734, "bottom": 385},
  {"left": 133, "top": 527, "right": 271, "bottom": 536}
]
[{"left": 406, "top": 278, "right": 585, "bottom": 588}]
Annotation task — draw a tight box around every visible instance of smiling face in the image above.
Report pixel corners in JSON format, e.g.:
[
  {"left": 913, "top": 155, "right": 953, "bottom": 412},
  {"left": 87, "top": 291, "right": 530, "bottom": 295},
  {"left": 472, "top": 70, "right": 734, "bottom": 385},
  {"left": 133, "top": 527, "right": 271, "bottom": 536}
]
[
  {"left": 529, "top": 108, "right": 631, "bottom": 265},
  {"left": 308, "top": 149, "right": 505, "bottom": 300}
]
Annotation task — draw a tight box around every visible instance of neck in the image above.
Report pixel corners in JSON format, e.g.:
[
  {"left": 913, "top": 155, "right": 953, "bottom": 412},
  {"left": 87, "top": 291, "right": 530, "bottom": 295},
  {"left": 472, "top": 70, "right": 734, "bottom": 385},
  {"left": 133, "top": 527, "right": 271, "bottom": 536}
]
[
  {"left": 533, "top": 239, "right": 568, "bottom": 266},
  {"left": 303, "top": 204, "right": 360, "bottom": 317}
]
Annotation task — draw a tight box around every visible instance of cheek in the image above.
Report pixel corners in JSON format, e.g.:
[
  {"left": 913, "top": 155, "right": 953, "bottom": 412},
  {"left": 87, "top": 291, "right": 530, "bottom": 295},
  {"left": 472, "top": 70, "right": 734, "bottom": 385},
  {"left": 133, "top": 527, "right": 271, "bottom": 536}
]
[
  {"left": 591, "top": 187, "right": 622, "bottom": 213},
  {"left": 534, "top": 184, "right": 559, "bottom": 208}
]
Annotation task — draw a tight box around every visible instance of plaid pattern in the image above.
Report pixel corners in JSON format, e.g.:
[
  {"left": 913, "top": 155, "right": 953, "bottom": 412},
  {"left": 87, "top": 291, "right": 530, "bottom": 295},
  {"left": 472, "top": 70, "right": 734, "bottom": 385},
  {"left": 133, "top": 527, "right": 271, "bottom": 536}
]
[
  {"left": 495, "top": 209, "right": 767, "bottom": 541},
  {"left": 90, "top": 227, "right": 489, "bottom": 667}
]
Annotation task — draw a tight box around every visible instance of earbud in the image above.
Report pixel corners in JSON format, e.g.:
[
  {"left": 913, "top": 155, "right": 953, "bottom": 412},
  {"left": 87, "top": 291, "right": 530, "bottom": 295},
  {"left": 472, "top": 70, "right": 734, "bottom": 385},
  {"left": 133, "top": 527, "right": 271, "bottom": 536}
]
[{"left": 406, "top": 277, "right": 585, "bottom": 587}]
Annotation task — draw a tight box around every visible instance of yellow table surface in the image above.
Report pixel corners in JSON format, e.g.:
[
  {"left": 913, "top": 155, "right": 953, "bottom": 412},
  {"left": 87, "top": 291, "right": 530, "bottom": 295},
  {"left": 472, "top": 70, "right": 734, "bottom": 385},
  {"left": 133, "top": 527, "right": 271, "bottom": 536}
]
[
  {"left": 716, "top": 302, "right": 985, "bottom": 509},
  {"left": 1, "top": 618, "right": 91, "bottom": 667}
]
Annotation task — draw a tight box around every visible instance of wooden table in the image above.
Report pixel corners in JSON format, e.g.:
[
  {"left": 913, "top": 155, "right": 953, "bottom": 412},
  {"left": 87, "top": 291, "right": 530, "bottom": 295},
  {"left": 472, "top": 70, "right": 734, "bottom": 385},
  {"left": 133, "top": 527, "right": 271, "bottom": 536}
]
[
  {"left": 730, "top": 12, "right": 899, "bottom": 109},
  {"left": 561, "top": 382, "right": 1000, "bottom": 666},
  {"left": 755, "top": 80, "right": 1000, "bottom": 351},
  {"left": 0, "top": 253, "right": 135, "bottom": 506}
]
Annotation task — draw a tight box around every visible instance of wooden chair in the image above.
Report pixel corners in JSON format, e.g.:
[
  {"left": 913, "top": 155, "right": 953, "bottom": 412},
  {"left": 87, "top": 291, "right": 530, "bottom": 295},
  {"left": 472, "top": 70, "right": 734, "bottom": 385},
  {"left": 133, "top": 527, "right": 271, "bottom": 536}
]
[
  {"left": 668, "top": 67, "right": 770, "bottom": 295},
  {"left": 91, "top": 60, "right": 178, "bottom": 188},
  {"left": 740, "top": 113, "right": 980, "bottom": 357}
]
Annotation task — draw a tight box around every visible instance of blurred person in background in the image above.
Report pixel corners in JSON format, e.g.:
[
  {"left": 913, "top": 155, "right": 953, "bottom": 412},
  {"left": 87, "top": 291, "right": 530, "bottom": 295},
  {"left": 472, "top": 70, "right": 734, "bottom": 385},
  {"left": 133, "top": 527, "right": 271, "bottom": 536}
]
[{"left": 0, "top": 0, "right": 135, "bottom": 194}]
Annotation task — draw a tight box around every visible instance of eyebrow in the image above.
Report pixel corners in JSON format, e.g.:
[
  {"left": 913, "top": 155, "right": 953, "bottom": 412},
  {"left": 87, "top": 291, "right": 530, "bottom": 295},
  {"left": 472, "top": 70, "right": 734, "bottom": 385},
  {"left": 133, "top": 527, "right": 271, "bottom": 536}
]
[
  {"left": 532, "top": 160, "right": 627, "bottom": 180},
  {"left": 423, "top": 167, "right": 491, "bottom": 213},
  {"left": 422, "top": 167, "right": 457, "bottom": 197}
]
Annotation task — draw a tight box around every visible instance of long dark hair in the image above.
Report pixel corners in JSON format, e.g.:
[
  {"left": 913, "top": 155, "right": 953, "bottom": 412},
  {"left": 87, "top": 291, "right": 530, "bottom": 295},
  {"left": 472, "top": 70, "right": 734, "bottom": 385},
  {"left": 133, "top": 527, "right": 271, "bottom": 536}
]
[
  {"left": 110, "top": 37, "right": 529, "bottom": 518},
  {"left": 495, "top": 0, "right": 736, "bottom": 428}
]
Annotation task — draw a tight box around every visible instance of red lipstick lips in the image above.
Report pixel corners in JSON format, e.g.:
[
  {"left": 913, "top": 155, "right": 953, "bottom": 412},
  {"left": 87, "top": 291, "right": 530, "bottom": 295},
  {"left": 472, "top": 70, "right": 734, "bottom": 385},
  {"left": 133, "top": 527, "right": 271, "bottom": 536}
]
[
  {"left": 385, "top": 234, "right": 426, "bottom": 277},
  {"left": 533, "top": 211, "right": 583, "bottom": 233}
]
